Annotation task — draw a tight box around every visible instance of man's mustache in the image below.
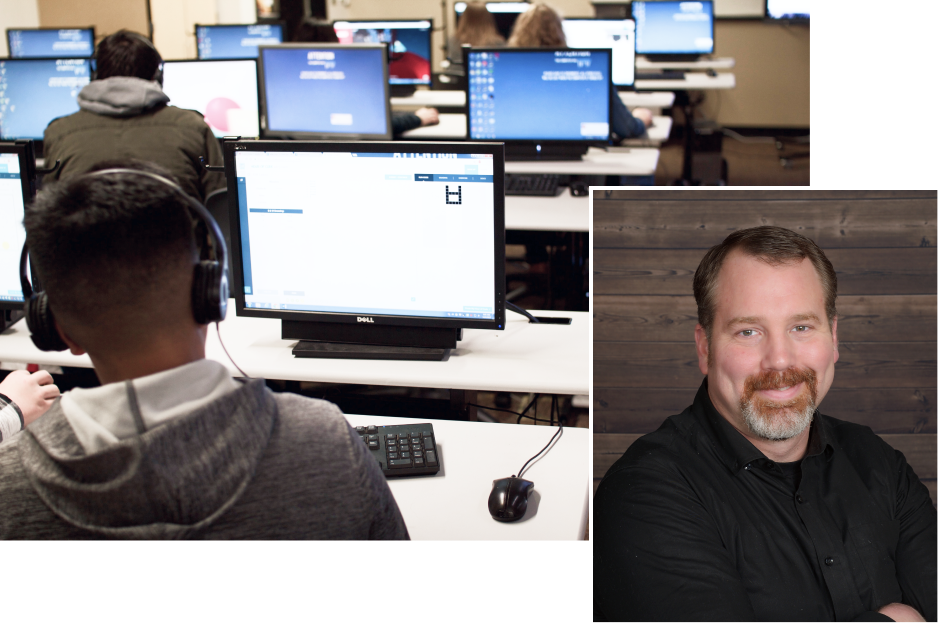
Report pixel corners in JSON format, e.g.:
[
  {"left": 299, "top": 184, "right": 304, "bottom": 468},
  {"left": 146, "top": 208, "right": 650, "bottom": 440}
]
[{"left": 742, "top": 367, "right": 818, "bottom": 404}]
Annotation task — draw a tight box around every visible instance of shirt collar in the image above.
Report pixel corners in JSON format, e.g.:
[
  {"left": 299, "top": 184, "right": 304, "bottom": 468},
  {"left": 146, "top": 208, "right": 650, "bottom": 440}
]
[{"left": 693, "top": 378, "right": 833, "bottom": 474}]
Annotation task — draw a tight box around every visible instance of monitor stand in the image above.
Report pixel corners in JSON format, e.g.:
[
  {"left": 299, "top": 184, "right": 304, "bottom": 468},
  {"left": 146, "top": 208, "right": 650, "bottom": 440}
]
[
  {"left": 284, "top": 319, "right": 460, "bottom": 362},
  {"left": 389, "top": 84, "right": 418, "bottom": 97},
  {"left": 1, "top": 310, "right": 24, "bottom": 332},
  {"left": 504, "top": 142, "right": 589, "bottom": 162}
]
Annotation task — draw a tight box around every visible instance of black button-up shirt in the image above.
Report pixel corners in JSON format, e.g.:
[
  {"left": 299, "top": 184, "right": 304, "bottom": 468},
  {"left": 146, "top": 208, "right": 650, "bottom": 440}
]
[{"left": 594, "top": 379, "right": 937, "bottom": 622}]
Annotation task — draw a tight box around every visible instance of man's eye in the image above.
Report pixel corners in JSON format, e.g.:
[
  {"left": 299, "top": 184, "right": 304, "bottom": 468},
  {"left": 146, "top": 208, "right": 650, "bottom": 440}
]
[
  {"left": 794, "top": 325, "right": 809, "bottom": 332},
  {"left": 739, "top": 329, "right": 755, "bottom": 337}
]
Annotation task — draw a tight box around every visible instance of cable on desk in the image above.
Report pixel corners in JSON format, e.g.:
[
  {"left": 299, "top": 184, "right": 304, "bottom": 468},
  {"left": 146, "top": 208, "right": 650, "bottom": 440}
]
[
  {"left": 507, "top": 301, "right": 541, "bottom": 324},
  {"left": 216, "top": 322, "right": 250, "bottom": 379},
  {"left": 517, "top": 420, "right": 564, "bottom": 479}
]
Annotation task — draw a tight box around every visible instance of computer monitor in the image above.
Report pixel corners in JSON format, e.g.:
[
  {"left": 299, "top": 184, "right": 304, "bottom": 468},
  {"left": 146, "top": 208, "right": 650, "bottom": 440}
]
[
  {"left": 332, "top": 20, "right": 433, "bottom": 87},
  {"left": 222, "top": 139, "right": 505, "bottom": 360},
  {"left": 766, "top": 0, "right": 809, "bottom": 22},
  {"left": 0, "top": 58, "right": 91, "bottom": 142},
  {"left": 632, "top": 0, "right": 714, "bottom": 61},
  {"left": 454, "top": 2, "right": 531, "bottom": 40},
  {"left": 465, "top": 48, "right": 611, "bottom": 160},
  {"left": 561, "top": 18, "right": 635, "bottom": 88},
  {"left": 195, "top": 23, "right": 285, "bottom": 59},
  {"left": 161, "top": 59, "right": 261, "bottom": 138},
  {"left": 258, "top": 44, "right": 391, "bottom": 140},
  {"left": 6, "top": 28, "right": 95, "bottom": 59},
  {"left": 0, "top": 140, "right": 37, "bottom": 328}
]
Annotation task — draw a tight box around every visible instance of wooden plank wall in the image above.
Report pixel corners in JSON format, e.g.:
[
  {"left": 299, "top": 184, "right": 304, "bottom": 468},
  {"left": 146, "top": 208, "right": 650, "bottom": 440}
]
[{"left": 593, "top": 190, "right": 937, "bottom": 505}]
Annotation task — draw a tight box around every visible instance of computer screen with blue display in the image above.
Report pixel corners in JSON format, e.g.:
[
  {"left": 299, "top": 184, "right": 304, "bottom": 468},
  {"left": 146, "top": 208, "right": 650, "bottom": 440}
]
[
  {"left": 7, "top": 28, "right": 94, "bottom": 58},
  {"left": 196, "top": 23, "right": 284, "bottom": 59},
  {"left": 162, "top": 60, "right": 260, "bottom": 138},
  {"left": 258, "top": 44, "right": 390, "bottom": 139},
  {"left": 333, "top": 20, "right": 432, "bottom": 86},
  {"left": 0, "top": 59, "right": 90, "bottom": 141},
  {"left": 766, "top": 0, "right": 809, "bottom": 20},
  {"left": 562, "top": 19, "right": 635, "bottom": 87},
  {"left": 224, "top": 140, "right": 504, "bottom": 358},
  {"left": 0, "top": 147, "right": 28, "bottom": 307},
  {"left": 632, "top": 1, "right": 714, "bottom": 56},
  {"left": 466, "top": 49, "right": 610, "bottom": 142}
]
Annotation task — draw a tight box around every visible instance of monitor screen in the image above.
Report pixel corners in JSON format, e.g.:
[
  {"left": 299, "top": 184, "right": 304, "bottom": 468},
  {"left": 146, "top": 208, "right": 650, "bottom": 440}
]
[
  {"left": 0, "top": 59, "right": 90, "bottom": 141},
  {"left": 196, "top": 23, "right": 284, "bottom": 59},
  {"left": 7, "top": 28, "right": 94, "bottom": 59},
  {"left": 258, "top": 44, "right": 391, "bottom": 140},
  {"left": 562, "top": 19, "right": 635, "bottom": 87},
  {"left": 454, "top": 2, "right": 531, "bottom": 40},
  {"left": 466, "top": 48, "right": 611, "bottom": 142},
  {"left": 632, "top": 1, "right": 714, "bottom": 55},
  {"left": 225, "top": 141, "right": 504, "bottom": 332},
  {"left": 0, "top": 146, "right": 29, "bottom": 305},
  {"left": 333, "top": 20, "right": 432, "bottom": 86},
  {"left": 162, "top": 59, "right": 260, "bottom": 138},
  {"left": 766, "top": 0, "right": 810, "bottom": 20}
]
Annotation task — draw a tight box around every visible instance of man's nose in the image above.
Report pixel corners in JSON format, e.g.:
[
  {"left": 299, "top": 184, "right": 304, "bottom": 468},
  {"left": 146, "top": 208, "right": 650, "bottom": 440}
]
[{"left": 760, "top": 330, "right": 796, "bottom": 371}]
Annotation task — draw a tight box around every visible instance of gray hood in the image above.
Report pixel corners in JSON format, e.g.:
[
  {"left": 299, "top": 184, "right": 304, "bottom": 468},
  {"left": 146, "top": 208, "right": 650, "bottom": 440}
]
[{"left": 77, "top": 76, "right": 169, "bottom": 117}]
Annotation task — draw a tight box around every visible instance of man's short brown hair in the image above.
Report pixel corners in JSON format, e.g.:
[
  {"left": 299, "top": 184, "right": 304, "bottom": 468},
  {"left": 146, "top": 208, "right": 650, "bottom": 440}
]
[{"left": 693, "top": 226, "right": 838, "bottom": 338}]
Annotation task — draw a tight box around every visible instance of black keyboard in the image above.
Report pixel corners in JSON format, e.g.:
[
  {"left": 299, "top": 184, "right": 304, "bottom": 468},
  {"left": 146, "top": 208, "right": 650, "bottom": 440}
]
[
  {"left": 505, "top": 173, "right": 562, "bottom": 197},
  {"left": 635, "top": 71, "right": 686, "bottom": 80},
  {"left": 355, "top": 423, "right": 441, "bottom": 477}
]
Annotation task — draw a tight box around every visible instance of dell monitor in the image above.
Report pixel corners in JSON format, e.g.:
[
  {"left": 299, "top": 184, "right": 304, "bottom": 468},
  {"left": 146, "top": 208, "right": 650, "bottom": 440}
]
[
  {"left": 454, "top": 2, "right": 531, "bottom": 40},
  {"left": 6, "top": 28, "right": 95, "bottom": 59},
  {"left": 632, "top": 0, "right": 714, "bottom": 61},
  {"left": 258, "top": 43, "right": 391, "bottom": 140},
  {"left": 196, "top": 23, "right": 284, "bottom": 59},
  {"left": 561, "top": 18, "right": 635, "bottom": 88},
  {"left": 222, "top": 139, "right": 505, "bottom": 360},
  {"left": 766, "top": 0, "right": 809, "bottom": 22},
  {"left": 0, "top": 58, "right": 90, "bottom": 144},
  {"left": 0, "top": 141, "right": 38, "bottom": 328},
  {"left": 162, "top": 59, "right": 261, "bottom": 138},
  {"left": 465, "top": 48, "right": 612, "bottom": 160},
  {"left": 333, "top": 19, "right": 432, "bottom": 96}
]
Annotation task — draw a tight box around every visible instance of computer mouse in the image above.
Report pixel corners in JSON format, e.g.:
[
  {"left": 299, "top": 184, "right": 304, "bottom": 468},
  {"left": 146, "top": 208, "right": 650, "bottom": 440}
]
[
  {"left": 706, "top": 68, "right": 718, "bottom": 77},
  {"left": 488, "top": 476, "right": 535, "bottom": 522}
]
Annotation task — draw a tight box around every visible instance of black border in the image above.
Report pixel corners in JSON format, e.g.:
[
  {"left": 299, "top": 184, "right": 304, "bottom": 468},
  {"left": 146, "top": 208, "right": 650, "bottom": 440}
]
[
  {"left": 257, "top": 43, "right": 392, "bottom": 140},
  {"left": 5, "top": 27, "right": 95, "bottom": 59},
  {"left": 330, "top": 18, "right": 435, "bottom": 88},
  {"left": 631, "top": 0, "right": 716, "bottom": 56},
  {"left": 463, "top": 47, "right": 612, "bottom": 146},
  {"left": 0, "top": 140, "right": 35, "bottom": 311},
  {"left": 194, "top": 22, "right": 287, "bottom": 60},
  {"left": 561, "top": 17, "right": 636, "bottom": 87},
  {"left": 222, "top": 139, "right": 505, "bottom": 332}
]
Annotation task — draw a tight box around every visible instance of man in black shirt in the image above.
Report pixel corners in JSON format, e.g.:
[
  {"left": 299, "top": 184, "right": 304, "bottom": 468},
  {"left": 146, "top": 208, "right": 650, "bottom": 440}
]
[{"left": 594, "top": 226, "right": 936, "bottom": 622}]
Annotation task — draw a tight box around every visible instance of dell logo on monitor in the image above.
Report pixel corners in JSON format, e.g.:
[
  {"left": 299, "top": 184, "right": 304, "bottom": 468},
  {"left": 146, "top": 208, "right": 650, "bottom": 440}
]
[{"left": 357, "top": 317, "right": 375, "bottom": 323}]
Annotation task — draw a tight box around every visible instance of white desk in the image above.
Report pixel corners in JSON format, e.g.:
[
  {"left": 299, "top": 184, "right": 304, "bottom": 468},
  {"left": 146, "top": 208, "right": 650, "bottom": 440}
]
[
  {"left": 619, "top": 91, "right": 675, "bottom": 109},
  {"left": 348, "top": 414, "right": 590, "bottom": 540},
  {"left": 0, "top": 305, "right": 590, "bottom": 396},
  {"left": 506, "top": 193, "right": 588, "bottom": 232},
  {"left": 394, "top": 89, "right": 676, "bottom": 111},
  {"left": 635, "top": 72, "right": 736, "bottom": 91},
  {"left": 636, "top": 57, "right": 735, "bottom": 70},
  {"left": 506, "top": 147, "right": 659, "bottom": 176}
]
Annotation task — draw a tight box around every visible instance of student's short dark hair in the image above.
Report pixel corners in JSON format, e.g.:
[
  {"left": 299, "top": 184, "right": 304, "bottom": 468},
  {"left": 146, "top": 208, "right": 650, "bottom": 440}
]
[
  {"left": 24, "top": 161, "right": 198, "bottom": 326},
  {"left": 293, "top": 19, "right": 339, "bottom": 43},
  {"left": 95, "top": 30, "right": 162, "bottom": 81},
  {"left": 693, "top": 226, "right": 838, "bottom": 338}
]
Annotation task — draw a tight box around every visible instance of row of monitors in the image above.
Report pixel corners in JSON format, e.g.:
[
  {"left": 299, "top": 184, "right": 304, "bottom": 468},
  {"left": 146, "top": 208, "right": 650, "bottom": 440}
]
[
  {"left": 1, "top": 139, "right": 506, "bottom": 342},
  {"left": 0, "top": 46, "right": 614, "bottom": 144}
]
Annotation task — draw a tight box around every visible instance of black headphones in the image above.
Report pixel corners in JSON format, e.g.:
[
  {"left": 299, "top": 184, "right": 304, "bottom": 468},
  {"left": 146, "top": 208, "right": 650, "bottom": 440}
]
[
  {"left": 91, "top": 31, "right": 163, "bottom": 85},
  {"left": 19, "top": 168, "right": 229, "bottom": 352}
]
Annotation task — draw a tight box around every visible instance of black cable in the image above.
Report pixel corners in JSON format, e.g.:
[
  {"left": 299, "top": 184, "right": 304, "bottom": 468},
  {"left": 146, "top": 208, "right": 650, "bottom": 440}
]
[
  {"left": 517, "top": 423, "right": 564, "bottom": 479},
  {"left": 216, "top": 322, "right": 249, "bottom": 378},
  {"left": 468, "top": 403, "right": 554, "bottom": 423},
  {"left": 507, "top": 301, "right": 540, "bottom": 323}
]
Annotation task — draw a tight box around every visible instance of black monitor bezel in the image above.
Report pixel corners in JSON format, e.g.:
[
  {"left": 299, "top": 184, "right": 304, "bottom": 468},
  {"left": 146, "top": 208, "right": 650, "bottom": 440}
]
[
  {"left": 0, "top": 141, "right": 35, "bottom": 311},
  {"left": 330, "top": 18, "right": 435, "bottom": 87},
  {"left": 5, "top": 27, "right": 95, "bottom": 59},
  {"left": 560, "top": 17, "right": 636, "bottom": 88},
  {"left": 223, "top": 139, "right": 506, "bottom": 332},
  {"left": 764, "top": 1, "right": 810, "bottom": 22},
  {"left": 257, "top": 43, "right": 393, "bottom": 140},
  {"left": 194, "top": 22, "right": 287, "bottom": 60},
  {"left": 463, "top": 46, "right": 612, "bottom": 146},
  {"left": 161, "top": 58, "right": 262, "bottom": 139},
  {"left": 0, "top": 57, "right": 91, "bottom": 141},
  {"left": 631, "top": 0, "right": 715, "bottom": 56}
]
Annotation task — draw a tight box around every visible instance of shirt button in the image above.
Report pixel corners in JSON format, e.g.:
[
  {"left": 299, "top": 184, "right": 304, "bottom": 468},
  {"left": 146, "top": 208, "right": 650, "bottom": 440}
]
[
  {"left": 825, "top": 557, "right": 835, "bottom": 566},
  {"left": 764, "top": 461, "right": 775, "bottom": 470},
  {"left": 796, "top": 494, "right": 804, "bottom": 504}
]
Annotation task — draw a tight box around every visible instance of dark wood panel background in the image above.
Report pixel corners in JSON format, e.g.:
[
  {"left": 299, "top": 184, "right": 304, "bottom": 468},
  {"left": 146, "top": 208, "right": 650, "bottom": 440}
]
[{"left": 593, "top": 190, "right": 937, "bottom": 505}]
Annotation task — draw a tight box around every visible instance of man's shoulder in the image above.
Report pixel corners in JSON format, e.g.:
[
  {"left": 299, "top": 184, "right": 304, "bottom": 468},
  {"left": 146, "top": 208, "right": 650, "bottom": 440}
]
[
  {"left": 602, "top": 406, "right": 706, "bottom": 482},
  {"left": 817, "top": 411, "right": 900, "bottom": 462}
]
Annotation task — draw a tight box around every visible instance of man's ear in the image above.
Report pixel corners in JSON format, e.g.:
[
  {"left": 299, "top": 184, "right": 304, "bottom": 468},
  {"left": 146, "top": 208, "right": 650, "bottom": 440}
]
[
  {"left": 53, "top": 320, "right": 86, "bottom": 356},
  {"left": 695, "top": 324, "right": 710, "bottom": 375},
  {"left": 831, "top": 317, "right": 839, "bottom": 364}
]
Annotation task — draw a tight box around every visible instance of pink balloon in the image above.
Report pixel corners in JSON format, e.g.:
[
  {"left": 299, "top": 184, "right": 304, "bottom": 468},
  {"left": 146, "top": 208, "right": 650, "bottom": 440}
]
[{"left": 205, "top": 97, "right": 241, "bottom": 132}]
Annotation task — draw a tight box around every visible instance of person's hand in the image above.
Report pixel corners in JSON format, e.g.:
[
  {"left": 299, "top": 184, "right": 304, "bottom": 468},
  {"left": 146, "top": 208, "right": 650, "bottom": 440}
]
[
  {"left": 877, "top": 603, "right": 926, "bottom": 622},
  {"left": 0, "top": 370, "right": 60, "bottom": 426},
  {"left": 415, "top": 107, "right": 440, "bottom": 127},
  {"left": 632, "top": 107, "right": 654, "bottom": 129}
]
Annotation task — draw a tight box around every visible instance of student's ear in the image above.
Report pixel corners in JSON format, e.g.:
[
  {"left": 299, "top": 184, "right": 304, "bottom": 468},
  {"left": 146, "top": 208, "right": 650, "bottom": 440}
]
[
  {"left": 695, "top": 324, "right": 710, "bottom": 375},
  {"left": 831, "top": 317, "right": 839, "bottom": 364},
  {"left": 53, "top": 320, "right": 86, "bottom": 356}
]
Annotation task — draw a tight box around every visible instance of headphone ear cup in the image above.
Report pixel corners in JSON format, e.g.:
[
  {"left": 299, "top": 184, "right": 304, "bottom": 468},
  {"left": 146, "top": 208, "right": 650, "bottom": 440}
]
[
  {"left": 192, "top": 260, "right": 227, "bottom": 324},
  {"left": 26, "top": 292, "right": 69, "bottom": 352}
]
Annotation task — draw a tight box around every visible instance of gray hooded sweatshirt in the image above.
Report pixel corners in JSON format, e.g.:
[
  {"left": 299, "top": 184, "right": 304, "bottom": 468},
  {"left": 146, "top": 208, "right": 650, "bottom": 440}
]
[{"left": 0, "top": 379, "right": 408, "bottom": 540}]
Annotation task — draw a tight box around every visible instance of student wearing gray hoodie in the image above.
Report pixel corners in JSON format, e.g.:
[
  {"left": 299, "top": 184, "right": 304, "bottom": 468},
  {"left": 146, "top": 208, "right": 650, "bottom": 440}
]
[{"left": 42, "top": 31, "right": 224, "bottom": 201}]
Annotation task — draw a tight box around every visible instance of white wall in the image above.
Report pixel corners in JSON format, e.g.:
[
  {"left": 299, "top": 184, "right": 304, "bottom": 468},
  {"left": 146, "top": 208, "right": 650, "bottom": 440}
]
[
  {"left": 217, "top": 0, "right": 257, "bottom": 24},
  {"left": 151, "top": 0, "right": 217, "bottom": 60},
  {"left": 0, "top": 0, "right": 41, "bottom": 56}
]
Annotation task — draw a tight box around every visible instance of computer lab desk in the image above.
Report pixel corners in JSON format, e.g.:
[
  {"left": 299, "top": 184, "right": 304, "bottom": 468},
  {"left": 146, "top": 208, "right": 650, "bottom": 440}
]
[
  {"left": 346, "top": 414, "right": 590, "bottom": 540},
  {"left": 0, "top": 304, "right": 589, "bottom": 419},
  {"left": 391, "top": 89, "right": 675, "bottom": 111}
]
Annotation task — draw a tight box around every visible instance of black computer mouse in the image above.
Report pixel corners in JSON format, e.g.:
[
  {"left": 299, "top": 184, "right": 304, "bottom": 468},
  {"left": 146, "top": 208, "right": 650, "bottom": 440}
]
[{"left": 488, "top": 476, "right": 535, "bottom": 522}]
